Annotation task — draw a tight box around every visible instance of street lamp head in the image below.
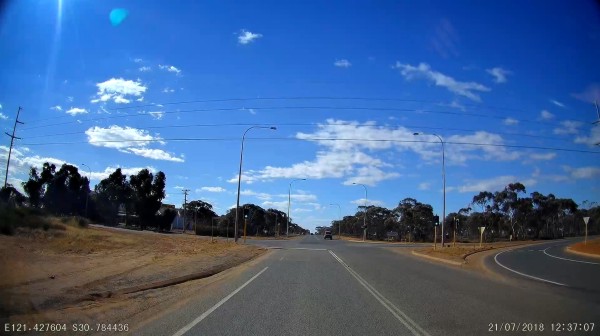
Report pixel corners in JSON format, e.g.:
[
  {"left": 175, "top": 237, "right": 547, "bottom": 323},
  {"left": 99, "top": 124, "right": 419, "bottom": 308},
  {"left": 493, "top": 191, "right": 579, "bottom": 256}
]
[
  {"left": 270, "top": 127, "right": 277, "bottom": 130},
  {"left": 413, "top": 132, "right": 420, "bottom": 136}
]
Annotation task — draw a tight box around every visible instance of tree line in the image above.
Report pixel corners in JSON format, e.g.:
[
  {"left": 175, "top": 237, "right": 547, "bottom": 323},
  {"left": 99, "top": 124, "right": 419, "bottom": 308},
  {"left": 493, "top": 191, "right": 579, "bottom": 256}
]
[
  {"left": 330, "top": 182, "right": 598, "bottom": 242},
  {"left": 0, "top": 162, "right": 308, "bottom": 236}
]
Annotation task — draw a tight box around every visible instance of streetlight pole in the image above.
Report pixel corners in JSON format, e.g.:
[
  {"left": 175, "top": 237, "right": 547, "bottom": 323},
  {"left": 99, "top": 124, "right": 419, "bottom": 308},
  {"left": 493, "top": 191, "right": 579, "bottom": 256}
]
[
  {"left": 80, "top": 163, "right": 92, "bottom": 218},
  {"left": 234, "top": 126, "right": 277, "bottom": 242},
  {"left": 352, "top": 183, "right": 368, "bottom": 241},
  {"left": 329, "top": 203, "right": 341, "bottom": 238},
  {"left": 287, "top": 178, "right": 306, "bottom": 237},
  {"left": 414, "top": 132, "right": 446, "bottom": 247}
]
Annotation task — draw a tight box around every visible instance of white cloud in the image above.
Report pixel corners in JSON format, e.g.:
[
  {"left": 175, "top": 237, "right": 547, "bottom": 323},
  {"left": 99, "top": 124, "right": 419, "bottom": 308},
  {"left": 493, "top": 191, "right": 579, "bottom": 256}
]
[
  {"left": 486, "top": 67, "right": 511, "bottom": 83},
  {"left": 334, "top": 59, "right": 352, "bottom": 68},
  {"left": 85, "top": 125, "right": 158, "bottom": 149},
  {"left": 450, "top": 175, "right": 537, "bottom": 193},
  {"left": 565, "top": 166, "right": 600, "bottom": 179},
  {"left": 240, "top": 189, "right": 272, "bottom": 200},
  {"left": 66, "top": 107, "right": 87, "bottom": 116},
  {"left": 237, "top": 29, "right": 262, "bottom": 44},
  {"left": 148, "top": 111, "right": 164, "bottom": 120},
  {"left": 418, "top": 182, "right": 431, "bottom": 190},
  {"left": 66, "top": 96, "right": 74, "bottom": 102},
  {"left": 393, "top": 62, "right": 490, "bottom": 101},
  {"left": 550, "top": 99, "right": 565, "bottom": 108},
  {"left": 113, "top": 96, "right": 130, "bottom": 104},
  {"left": 261, "top": 200, "right": 288, "bottom": 210},
  {"left": 85, "top": 125, "right": 184, "bottom": 162},
  {"left": 351, "top": 198, "right": 384, "bottom": 207},
  {"left": 162, "top": 87, "right": 175, "bottom": 93},
  {"left": 127, "top": 148, "right": 184, "bottom": 162},
  {"left": 229, "top": 119, "right": 521, "bottom": 185},
  {"left": 0, "top": 113, "right": 7, "bottom": 120},
  {"left": 446, "top": 131, "right": 521, "bottom": 163},
  {"left": 0, "top": 146, "right": 72, "bottom": 184},
  {"left": 574, "top": 126, "right": 600, "bottom": 147},
  {"left": 553, "top": 120, "right": 582, "bottom": 135},
  {"left": 50, "top": 105, "right": 62, "bottom": 111},
  {"left": 133, "top": 58, "right": 143, "bottom": 63},
  {"left": 0, "top": 103, "right": 2, "bottom": 109},
  {"left": 572, "top": 84, "right": 600, "bottom": 103},
  {"left": 199, "top": 186, "right": 226, "bottom": 193},
  {"left": 158, "top": 64, "right": 181, "bottom": 75},
  {"left": 136, "top": 97, "right": 144, "bottom": 102},
  {"left": 88, "top": 166, "right": 156, "bottom": 181},
  {"left": 540, "top": 110, "right": 554, "bottom": 120},
  {"left": 139, "top": 66, "right": 151, "bottom": 72},
  {"left": 91, "top": 78, "right": 147, "bottom": 104},
  {"left": 503, "top": 118, "right": 519, "bottom": 126}
]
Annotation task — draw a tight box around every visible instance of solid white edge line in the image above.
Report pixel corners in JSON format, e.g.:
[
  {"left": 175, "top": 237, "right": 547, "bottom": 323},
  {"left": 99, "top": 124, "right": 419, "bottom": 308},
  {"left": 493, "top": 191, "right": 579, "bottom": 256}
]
[
  {"left": 543, "top": 246, "right": 600, "bottom": 265},
  {"left": 328, "top": 250, "right": 430, "bottom": 336},
  {"left": 171, "top": 266, "right": 269, "bottom": 336},
  {"left": 494, "top": 251, "right": 567, "bottom": 286}
]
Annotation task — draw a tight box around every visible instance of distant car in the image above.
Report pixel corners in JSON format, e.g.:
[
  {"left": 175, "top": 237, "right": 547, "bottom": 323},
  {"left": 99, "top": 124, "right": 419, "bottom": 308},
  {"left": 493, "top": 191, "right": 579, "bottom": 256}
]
[{"left": 324, "top": 230, "right": 332, "bottom": 240}]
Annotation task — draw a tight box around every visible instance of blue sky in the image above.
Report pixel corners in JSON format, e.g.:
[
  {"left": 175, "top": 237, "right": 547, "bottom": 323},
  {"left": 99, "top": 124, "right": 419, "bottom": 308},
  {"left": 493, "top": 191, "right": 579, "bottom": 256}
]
[{"left": 1, "top": 0, "right": 599, "bottom": 231}]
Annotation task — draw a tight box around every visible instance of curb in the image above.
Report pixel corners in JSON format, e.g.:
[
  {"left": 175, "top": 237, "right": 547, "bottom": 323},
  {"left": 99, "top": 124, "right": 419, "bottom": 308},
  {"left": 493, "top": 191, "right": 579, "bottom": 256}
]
[
  {"left": 411, "top": 250, "right": 464, "bottom": 266},
  {"left": 565, "top": 246, "right": 600, "bottom": 260}
]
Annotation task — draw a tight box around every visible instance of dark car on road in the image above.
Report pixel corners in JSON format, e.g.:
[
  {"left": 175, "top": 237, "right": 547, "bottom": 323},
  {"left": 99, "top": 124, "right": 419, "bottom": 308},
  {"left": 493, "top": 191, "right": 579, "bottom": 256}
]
[{"left": 324, "top": 230, "right": 332, "bottom": 240}]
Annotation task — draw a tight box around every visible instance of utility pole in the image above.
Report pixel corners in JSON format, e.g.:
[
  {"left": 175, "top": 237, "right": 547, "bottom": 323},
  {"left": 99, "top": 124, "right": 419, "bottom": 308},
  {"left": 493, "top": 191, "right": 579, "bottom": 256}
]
[
  {"left": 4, "top": 107, "right": 24, "bottom": 188},
  {"left": 182, "top": 189, "right": 190, "bottom": 233},
  {"left": 593, "top": 100, "right": 599, "bottom": 145}
]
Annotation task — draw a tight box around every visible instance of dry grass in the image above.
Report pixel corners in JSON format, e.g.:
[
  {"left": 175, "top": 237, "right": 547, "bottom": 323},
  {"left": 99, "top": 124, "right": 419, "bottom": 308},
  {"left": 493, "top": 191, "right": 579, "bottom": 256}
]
[
  {"left": 414, "top": 240, "right": 544, "bottom": 263},
  {"left": 0, "top": 221, "right": 264, "bottom": 324},
  {"left": 569, "top": 238, "right": 600, "bottom": 256}
]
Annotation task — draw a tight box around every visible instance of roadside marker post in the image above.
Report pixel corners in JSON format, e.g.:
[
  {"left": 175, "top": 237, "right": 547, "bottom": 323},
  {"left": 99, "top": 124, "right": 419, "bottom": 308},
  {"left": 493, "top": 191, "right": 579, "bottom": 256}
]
[
  {"left": 434, "top": 226, "right": 437, "bottom": 250},
  {"left": 583, "top": 217, "right": 590, "bottom": 245},
  {"left": 244, "top": 217, "right": 248, "bottom": 244},
  {"left": 479, "top": 226, "right": 486, "bottom": 248}
]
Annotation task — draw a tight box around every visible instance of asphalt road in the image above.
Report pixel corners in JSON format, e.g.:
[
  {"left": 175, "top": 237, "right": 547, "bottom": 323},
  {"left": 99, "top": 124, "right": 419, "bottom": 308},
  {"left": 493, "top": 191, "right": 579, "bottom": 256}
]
[
  {"left": 136, "top": 236, "right": 600, "bottom": 336},
  {"left": 491, "top": 239, "right": 600, "bottom": 291}
]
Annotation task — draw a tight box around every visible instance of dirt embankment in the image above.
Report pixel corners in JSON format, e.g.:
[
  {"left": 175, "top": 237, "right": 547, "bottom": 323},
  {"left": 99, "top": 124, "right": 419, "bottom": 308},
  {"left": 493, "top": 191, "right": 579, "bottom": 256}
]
[
  {"left": 567, "top": 238, "right": 600, "bottom": 258},
  {"left": 391, "top": 240, "right": 547, "bottom": 266},
  {"left": 0, "top": 222, "right": 265, "bottom": 329}
]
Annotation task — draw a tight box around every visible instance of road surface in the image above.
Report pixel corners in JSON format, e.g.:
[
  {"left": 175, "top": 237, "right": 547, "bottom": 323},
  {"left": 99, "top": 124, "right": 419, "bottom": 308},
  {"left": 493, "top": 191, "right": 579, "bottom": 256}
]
[{"left": 136, "top": 236, "right": 600, "bottom": 336}]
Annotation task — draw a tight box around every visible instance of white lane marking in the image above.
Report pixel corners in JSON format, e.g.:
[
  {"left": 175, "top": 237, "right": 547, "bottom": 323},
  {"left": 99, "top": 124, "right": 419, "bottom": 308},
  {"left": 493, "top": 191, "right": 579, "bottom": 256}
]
[
  {"left": 543, "top": 246, "right": 600, "bottom": 265},
  {"left": 171, "top": 267, "right": 269, "bottom": 336},
  {"left": 279, "top": 256, "right": 285, "bottom": 261},
  {"left": 494, "top": 251, "right": 567, "bottom": 287},
  {"left": 328, "top": 250, "right": 430, "bottom": 336}
]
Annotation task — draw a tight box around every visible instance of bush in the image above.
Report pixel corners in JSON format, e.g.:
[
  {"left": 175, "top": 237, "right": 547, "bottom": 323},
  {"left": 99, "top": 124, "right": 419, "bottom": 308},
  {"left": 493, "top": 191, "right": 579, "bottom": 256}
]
[{"left": 0, "top": 204, "right": 55, "bottom": 235}]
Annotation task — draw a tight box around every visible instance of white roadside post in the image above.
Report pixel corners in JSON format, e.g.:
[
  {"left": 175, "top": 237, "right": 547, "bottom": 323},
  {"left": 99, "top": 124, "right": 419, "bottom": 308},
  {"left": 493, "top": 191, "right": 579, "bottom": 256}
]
[
  {"left": 479, "top": 226, "right": 486, "bottom": 248},
  {"left": 583, "top": 217, "right": 590, "bottom": 245}
]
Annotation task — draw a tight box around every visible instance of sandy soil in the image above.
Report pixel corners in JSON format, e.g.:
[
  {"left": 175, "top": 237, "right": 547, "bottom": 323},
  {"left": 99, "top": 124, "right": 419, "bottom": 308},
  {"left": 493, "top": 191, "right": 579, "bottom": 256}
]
[
  {"left": 0, "top": 222, "right": 265, "bottom": 332},
  {"left": 388, "top": 240, "right": 547, "bottom": 266},
  {"left": 568, "top": 238, "right": 600, "bottom": 257}
]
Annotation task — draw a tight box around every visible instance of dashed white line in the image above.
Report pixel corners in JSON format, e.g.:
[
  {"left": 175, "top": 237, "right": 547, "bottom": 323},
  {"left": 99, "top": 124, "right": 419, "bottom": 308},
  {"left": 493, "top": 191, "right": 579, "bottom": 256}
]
[
  {"left": 328, "top": 250, "right": 430, "bottom": 336},
  {"left": 171, "top": 267, "right": 269, "bottom": 336},
  {"left": 543, "top": 246, "right": 600, "bottom": 265},
  {"left": 494, "top": 251, "right": 567, "bottom": 287}
]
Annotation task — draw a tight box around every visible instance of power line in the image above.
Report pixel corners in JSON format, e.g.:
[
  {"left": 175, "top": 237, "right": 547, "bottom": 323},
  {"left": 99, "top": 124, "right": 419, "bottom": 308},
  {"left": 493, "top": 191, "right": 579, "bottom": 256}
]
[
  {"left": 28, "top": 96, "right": 534, "bottom": 124},
  {"left": 19, "top": 122, "right": 578, "bottom": 144},
  {"left": 20, "top": 105, "right": 585, "bottom": 131},
  {"left": 18, "top": 137, "right": 600, "bottom": 155}
]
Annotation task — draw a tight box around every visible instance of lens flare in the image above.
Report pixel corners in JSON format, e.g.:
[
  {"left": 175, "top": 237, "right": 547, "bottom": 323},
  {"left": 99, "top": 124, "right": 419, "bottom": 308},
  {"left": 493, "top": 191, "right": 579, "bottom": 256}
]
[{"left": 109, "top": 8, "right": 128, "bottom": 26}]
